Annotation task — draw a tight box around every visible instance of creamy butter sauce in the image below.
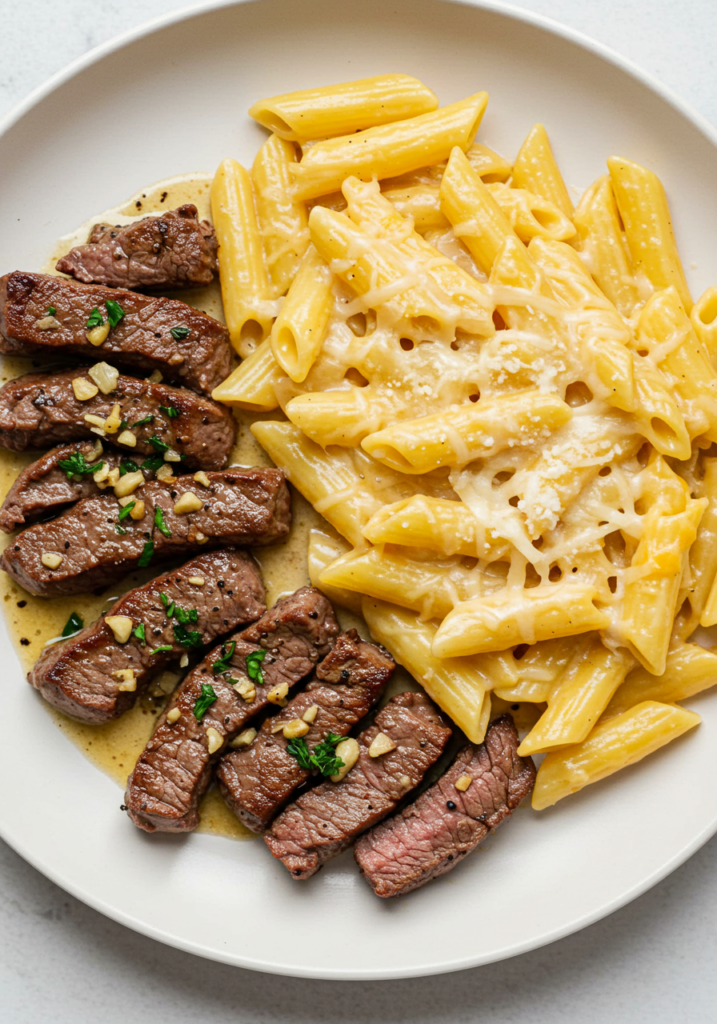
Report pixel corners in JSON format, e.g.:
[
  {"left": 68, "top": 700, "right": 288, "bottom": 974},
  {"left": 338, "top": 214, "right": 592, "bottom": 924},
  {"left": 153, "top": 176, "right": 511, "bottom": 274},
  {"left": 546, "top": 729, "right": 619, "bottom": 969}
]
[{"left": 1, "top": 172, "right": 374, "bottom": 841}]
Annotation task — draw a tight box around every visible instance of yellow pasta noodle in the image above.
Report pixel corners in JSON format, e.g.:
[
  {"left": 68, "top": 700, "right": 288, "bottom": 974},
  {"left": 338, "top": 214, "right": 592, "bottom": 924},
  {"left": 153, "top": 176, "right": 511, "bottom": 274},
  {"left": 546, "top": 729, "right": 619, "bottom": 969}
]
[
  {"left": 269, "top": 244, "right": 333, "bottom": 382},
  {"left": 211, "top": 338, "right": 281, "bottom": 410},
  {"left": 307, "top": 530, "right": 364, "bottom": 614},
  {"left": 512, "top": 123, "right": 574, "bottom": 217},
  {"left": 362, "top": 495, "right": 508, "bottom": 560},
  {"left": 251, "top": 134, "right": 310, "bottom": 296},
  {"left": 291, "top": 93, "right": 488, "bottom": 201},
  {"left": 691, "top": 286, "right": 717, "bottom": 366},
  {"left": 211, "top": 158, "right": 275, "bottom": 357},
  {"left": 532, "top": 701, "right": 700, "bottom": 810},
  {"left": 249, "top": 74, "right": 438, "bottom": 142},
  {"left": 604, "top": 642, "right": 717, "bottom": 718}
]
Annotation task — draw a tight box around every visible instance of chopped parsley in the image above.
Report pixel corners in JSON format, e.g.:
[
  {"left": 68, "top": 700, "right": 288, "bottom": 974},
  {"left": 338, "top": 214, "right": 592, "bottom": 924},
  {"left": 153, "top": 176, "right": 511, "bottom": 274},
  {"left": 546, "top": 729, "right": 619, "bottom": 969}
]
[
  {"left": 154, "top": 506, "right": 172, "bottom": 537},
  {"left": 138, "top": 540, "right": 154, "bottom": 567},
  {"left": 61, "top": 611, "right": 84, "bottom": 637},
  {"left": 47, "top": 305, "right": 57, "bottom": 317},
  {"left": 170, "top": 325, "right": 191, "bottom": 341},
  {"left": 141, "top": 455, "right": 165, "bottom": 472},
  {"left": 246, "top": 649, "right": 266, "bottom": 686},
  {"left": 132, "top": 415, "right": 154, "bottom": 428},
  {"left": 286, "top": 733, "right": 345, "bottom": 776},
  {"left": 133, "top": 622, "right": 146, "bottom": 645},
  {"left": 173, "top": 623, "right": 203, "bottom": 649},
  {"left": 159, "top": 405, "right": 178, "bottom": 418},
  {"left": 58, "top": 450, "right": 104, "bottom": 481},
  {"left": 119, "top": 459, "right": 139, "bottom": 476},
  {"left": 193, "top": 682, "right": 217, "bottom": 721},
  {"left": 86, "top": 307, "right": 104, "bottom": 329},
  {"left": 149, "top": 435, "right": 170, "bottom": 454},
  {"left": 118, "top": 502, "right": 136, "bottom": 521},
  {"left": 160, "top": 592, "right": 175, "bottom": 617},
  {"left": 159, "top": 593, "right": 197, "bottom": 624},
  {"left": 105, "top": 299, "right": 125, "bottom": 328},
  {"left": 116, "top": 524, "right": 127, "bottom": 535},
  {"left": 212, "top": 641, "right": 235, "bottom": 675},
  {"left": 150, "top": 643, "right": 172, "bottom": 655}
]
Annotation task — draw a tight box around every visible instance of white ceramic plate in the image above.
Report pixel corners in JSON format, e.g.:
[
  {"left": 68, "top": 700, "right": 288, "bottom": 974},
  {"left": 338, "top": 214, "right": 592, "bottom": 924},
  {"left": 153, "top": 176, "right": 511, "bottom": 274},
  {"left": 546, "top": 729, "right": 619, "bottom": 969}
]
[{"left": 2, "top": 0, "right": 717, "bottom": 980}]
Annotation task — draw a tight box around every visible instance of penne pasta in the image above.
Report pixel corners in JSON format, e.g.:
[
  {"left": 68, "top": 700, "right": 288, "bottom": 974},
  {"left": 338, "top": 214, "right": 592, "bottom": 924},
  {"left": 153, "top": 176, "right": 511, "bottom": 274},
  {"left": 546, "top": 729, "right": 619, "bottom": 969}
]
[
  {"left": 211, "top": 338, "right": 282, "bottom": 410},
  {"left": 307, "top": 530, "right": 364, "bottom": 614},
  {"left": 604, "top": 642, "right": 717, "bottom": 718},
  {"left": 572, "top": 175, "right": 640, "bottom": 317},
  {"left": 269, "top": 244, "right": 334, "bottom": 382},
  {"left": 249, "top": 74, "right": 438, "bottom": 142},
  {"left": 291, "top": 93, "right": 488, "bottom": 201},
  {"left": 251, "top": 134, "right": 310, "bottom": 297},
  {"left": 512, "top": 123, "right": 574, "bottom": 217}
]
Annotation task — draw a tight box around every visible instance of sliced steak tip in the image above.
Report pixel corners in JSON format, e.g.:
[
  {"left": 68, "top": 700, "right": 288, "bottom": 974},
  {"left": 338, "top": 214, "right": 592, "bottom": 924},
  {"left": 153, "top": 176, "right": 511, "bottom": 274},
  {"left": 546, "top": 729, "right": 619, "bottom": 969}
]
[
  {"left": 354, "top": 715, "right": 536, "bottom": 898},
  {"left": 264, "top": 692, "right": 452, "bottom": 880},
  {"left": 0, "top": 271, "right": 230, "bottom": 394},
  {"left": 0, "top": 441, "right": 120, "bottom": 533},
  {"left": 125, "top": 587, "right": 339, "bottom": 833},
  {"left": 0, "top": 367, "right": 237, "bottom": 468},
  {"left": 55, "top": 205, "right": 218, "bottom": 291},
  {"left": 1, "top": 467, "right": 290, "bottom": 597},
  {"left": 28, "top": 548, "right": 265, "bottom": 724},
  {"left": 217, "top": 629, "right": 395, "bottom": 833}
]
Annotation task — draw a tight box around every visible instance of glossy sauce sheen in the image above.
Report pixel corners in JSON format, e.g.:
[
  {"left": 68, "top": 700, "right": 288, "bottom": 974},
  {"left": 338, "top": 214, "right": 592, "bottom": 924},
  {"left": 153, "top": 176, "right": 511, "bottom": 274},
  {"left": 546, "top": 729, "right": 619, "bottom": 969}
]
[{"left": 0, "top": 174, "right": 369, "bottom": 841}]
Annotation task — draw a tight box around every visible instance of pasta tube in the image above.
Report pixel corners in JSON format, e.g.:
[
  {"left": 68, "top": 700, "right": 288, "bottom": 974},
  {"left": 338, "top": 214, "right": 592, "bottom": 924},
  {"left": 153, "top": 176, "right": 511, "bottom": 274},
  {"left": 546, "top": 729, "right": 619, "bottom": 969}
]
[
  {"left": 362, "top": 495, "right": 508, "bottom": 560},
  {"left": 608, "top": 156, "right": 692, "bottom": 312},
  {"left": 362, "top": 598, "right": 491, "bottom": 743},
  {"left": 432, "top": 582, "right": 609, "bottom": 657},
  {"left": 251, "top": 134, "right": 310, "bottom": 296},
  {"left": 439, "top": 146, "right": 517, "bottom": 275},
  {"left": 211, "top": 158, "right": 275, "bottom": 357},
  {"left": 691, "top": 286, "right": 717, "bottom": 366},
  {"left": 605, "top": 642, "right": 717, "bottom": 718},
  {"left": 249, "top": 74, "right": 438, "bottom": 142},
  {"left": 487, "top": 183, "right": 575, "bottom": 244},
  {"left": 211, "top": 338, "right": 281, "bottom": 410},
  {"left": 631, "top": 354, "right": 692, "bottom": 460},
  {"left": 291, "top": 93, "right": 488, "bottom": 201},
  {"left": 307, "top": 530, "right": 363, "bottom": 614},
  {"left": 532, "top": 701, "right": 700, "bottom": 810},
  {"left": 572, "top": 175, "right": 640, "bottom": 317},
  {"left": 518, "top": 638, "right": 635, "bottom": 755},
  {"left": 269, "top": 244, "right": 333, "bottom": 382},
  {"left": 382, "top": 184, "right": 449, "bottom": 232},
  {"left": 361, "top": 389, "right": 572, "bottom": 474},
  {"left": 512, "top": 123, "right": 574, "bottom": 217}
]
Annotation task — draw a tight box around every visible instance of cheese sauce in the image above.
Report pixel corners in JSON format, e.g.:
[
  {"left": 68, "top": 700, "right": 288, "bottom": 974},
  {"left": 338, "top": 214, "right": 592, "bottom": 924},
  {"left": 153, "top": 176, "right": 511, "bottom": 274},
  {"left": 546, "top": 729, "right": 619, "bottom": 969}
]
[{"left": 0, "top": 173, "right": 369, "bottom": 841}]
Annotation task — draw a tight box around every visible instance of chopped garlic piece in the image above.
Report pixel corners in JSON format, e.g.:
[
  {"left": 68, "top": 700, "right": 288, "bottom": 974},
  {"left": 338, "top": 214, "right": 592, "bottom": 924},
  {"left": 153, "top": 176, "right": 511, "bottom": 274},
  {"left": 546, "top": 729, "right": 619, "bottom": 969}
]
[
  {"left": 72, "top": 377, "right": 99, "bottom": 401},
  {"left": 368, "top": 732, "right": 396, "bottom": 758},
  {"left": 40, "top": 551, "right": 63, "bottom": 569},
  {"left": 105, "top": 615, "right": 133, "bottom": 643}
]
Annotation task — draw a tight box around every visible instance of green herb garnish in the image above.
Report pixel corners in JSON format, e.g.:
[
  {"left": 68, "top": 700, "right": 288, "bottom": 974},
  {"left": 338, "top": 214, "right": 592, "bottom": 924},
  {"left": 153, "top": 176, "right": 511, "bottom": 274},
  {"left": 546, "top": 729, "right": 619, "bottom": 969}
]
[
  {"left": 138, "top": 540, "right": 154, "bottom": 567},
  {"left": 193, "top": 682, "right": 217, "bottom": 721},
  {"left": 119, "top": 459, "right": 139, "bottom": 476},
  {"left": 133, "top": 623, "right": 146, "bottom": 645},
  {"left": 174, "top": 604, "right": 198, "bottom": 625},
  {"left": 170, "top": 326, "right": 191, "bottom": 341},
  {"left": 47, "top": 305, "right": 57, "bottom": 317},
  {"left": 132, "top": 415, "right": 154, "bottom": 428},
  {"left": 116, "top": 524, "right": 127, "bottom": 535},
  {"left": 246, "top": 649, "right": 266, "bottom": 686},
  {"left": 141, "top": 455, "right": 165, "bottom": 472},
  {"left": 61, "top": 611, "right": 84, "bottom": 637},
  {"left": 173, "top": 623, "right": 203, "bottom": 649},
  {"left": 212, "top": 641, "right": 236, "bottom": 675},
  {"left": 58, "top": 450, "right": 104, "bottom": 481},
  {"left": 150, "top": 643, "right": 173, "bottom": 655},
  {"left": 105, "top": 300, "right": 125, "bottom": 328},
  {"left": 159, "top": 405, "right": 178, "bottom": 418},
  {"left": 118, "top": 502, "right": 136, "bottom": 522},
  {"left": 86, "top": 307, "right": 104, "bottom": 329},
  {"left": 286, "top": 733, "right": 345, "bottom": 776},
  {"left": 149, "top": 435, "right": 170, "bottom": 455},
  {"left": 160, "top": 592, "right": 175, "bottom": 618},
  {"left": 154, "top": 506, "right": 171, "bottom": 538}
]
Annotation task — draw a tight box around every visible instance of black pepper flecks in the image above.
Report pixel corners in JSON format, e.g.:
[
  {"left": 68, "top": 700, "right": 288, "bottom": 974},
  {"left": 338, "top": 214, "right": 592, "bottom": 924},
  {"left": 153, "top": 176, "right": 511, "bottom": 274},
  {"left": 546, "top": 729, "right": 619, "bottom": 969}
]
[{"left": 446, "top": 800, "right": 456, "bottom": 810}]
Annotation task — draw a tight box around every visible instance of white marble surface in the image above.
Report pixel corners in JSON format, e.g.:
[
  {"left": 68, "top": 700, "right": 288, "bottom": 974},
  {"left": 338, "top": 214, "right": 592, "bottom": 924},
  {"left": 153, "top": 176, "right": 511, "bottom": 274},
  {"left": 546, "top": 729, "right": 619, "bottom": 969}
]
[{"left": 2, "top": 0, "right": 717, "bottom": 1019}]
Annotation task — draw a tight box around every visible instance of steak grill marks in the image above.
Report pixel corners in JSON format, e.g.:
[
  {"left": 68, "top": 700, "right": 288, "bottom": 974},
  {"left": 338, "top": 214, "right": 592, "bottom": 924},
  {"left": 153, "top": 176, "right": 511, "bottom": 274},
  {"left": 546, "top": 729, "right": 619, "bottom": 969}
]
[
  {"left": 55, "top": 205, "right": 219, "bottom": 292},
  {"left": 0, "top": 367, "right": 237, "bottom": 468},
  {"left": 217, "top": 629, "right": 395, "bottom": 833},
  {"left": 264, "top": 692, "right": 452, "bottom": 880},
  {"left": 124, "top": 588, "right": 339, "bottom": 833},
  {"left": 354, "top": 715, "right": 536, "bottom": 898},
  {"left": 1, "top": 468, "right": 290, "bottom": 597},
  {"left": 0, "top": 271, "right": 231, "bottom": 395},
  {"left": 28, "top": 548, "right": 266, "bottom": 724}
]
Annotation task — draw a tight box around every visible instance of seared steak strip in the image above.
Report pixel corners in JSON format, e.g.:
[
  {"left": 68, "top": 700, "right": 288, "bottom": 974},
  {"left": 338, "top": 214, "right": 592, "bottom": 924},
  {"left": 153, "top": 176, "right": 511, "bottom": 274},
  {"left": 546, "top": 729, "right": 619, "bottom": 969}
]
[
  {"left": 0, "top": 367, "right": 236, "bottom": 467},
  {"left": 217, "top": 630, "right": 395, "bottom": 833},
  {"left": 55, "top": 205, "right": 218, "bottom": 291},
  {"left": 0, "top": 441, "right": 123, "bottom": 533},
  {"left": 28, "top": 548, "right": 265, "bottom": 724},
  {"left": 264, "top": 692, "right": 452, "bottom": 880},
  {"left": 1, "top": 467, "right": 290, "bottom": 597},
  {"left": 125, "top": 587, "right": 339, "bottom": 833},
  {"left": 354, "top": 715, "right": 536, "bottom": 898},
  {"left": 0, "top": 271, "right": 231, "bottom": 394}
]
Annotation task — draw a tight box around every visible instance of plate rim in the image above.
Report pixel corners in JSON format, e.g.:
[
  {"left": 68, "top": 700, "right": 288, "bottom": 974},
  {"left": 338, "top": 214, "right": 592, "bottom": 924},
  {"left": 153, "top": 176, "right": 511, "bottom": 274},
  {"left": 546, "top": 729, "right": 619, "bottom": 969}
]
[{"left": 2, "top": 0, "right": 717, "bottom": 979}]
